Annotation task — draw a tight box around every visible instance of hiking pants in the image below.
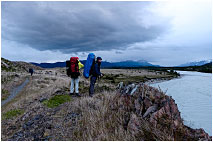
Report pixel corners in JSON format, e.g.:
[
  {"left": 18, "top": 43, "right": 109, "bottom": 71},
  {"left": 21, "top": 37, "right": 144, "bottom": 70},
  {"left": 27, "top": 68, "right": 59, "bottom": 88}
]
[
  {"left": 89, "top": 76, "right": 97, "bottom": 95},
  {"left": 70, "top": 77, "right": 79, "bottom": 93}
]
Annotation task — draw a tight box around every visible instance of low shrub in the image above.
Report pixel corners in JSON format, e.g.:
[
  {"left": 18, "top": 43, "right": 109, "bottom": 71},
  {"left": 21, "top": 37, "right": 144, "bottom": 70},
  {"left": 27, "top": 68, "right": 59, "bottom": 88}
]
[
  {"left": 2, "top": 109, "right": 24, "bottom": 120},
  {"left": 43, "top": 95, "right": 71, "bottom": 108}
]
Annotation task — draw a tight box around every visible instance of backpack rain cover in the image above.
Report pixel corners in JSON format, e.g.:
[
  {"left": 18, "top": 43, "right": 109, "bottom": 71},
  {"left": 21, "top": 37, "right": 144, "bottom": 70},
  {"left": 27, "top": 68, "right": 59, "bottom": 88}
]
[{"left": 83, "top": 53, "right": 95, "bottom": 78}]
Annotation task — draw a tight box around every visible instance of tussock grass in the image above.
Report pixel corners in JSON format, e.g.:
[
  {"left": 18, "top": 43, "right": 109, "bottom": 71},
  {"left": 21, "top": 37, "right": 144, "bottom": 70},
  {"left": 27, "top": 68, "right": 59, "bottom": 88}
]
[
  {"left": 69, "top": 87, "right": 175, "bottom": 141},
  {"left": 43, "top": 95, "right": 71, "bottom": 108},
  {"left": 70, "top": 91, "right": 137, "bottom": 140}
]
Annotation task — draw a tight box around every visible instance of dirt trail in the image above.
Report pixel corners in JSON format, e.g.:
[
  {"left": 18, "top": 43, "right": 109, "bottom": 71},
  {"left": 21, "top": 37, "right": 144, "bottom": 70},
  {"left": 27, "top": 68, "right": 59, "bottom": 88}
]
[{"left": 1, "top": 78, "right": 29, "bottom": 106}]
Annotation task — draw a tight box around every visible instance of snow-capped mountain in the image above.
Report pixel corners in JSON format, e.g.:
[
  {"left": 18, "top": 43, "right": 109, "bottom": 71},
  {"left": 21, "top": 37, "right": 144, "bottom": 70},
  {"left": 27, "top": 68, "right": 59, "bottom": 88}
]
[{"left": 178, "top": 59, "right": 212, "bottom": 67}]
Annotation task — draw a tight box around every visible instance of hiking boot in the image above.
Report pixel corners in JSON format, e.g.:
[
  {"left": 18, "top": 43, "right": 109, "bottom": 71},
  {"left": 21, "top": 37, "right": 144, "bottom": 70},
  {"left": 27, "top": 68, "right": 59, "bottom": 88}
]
[
  {"left": 89, "top": 94, "right": 93, "bottom": 97},
  {"left": 75, "top": 93, "right": 81, "bottom": 97},
  {"left": 70, "top": 93, "right": 74, "bottom": 96}
]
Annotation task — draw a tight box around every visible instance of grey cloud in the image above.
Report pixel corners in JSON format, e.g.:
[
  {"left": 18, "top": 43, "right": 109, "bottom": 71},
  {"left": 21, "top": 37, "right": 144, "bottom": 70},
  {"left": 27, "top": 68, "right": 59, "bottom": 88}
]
[
  {"left": 115, "top": 51, "right": 123, "bottom": 54},
  {"left": 2, "top": 1, "right": 170, "bottom": 54}
]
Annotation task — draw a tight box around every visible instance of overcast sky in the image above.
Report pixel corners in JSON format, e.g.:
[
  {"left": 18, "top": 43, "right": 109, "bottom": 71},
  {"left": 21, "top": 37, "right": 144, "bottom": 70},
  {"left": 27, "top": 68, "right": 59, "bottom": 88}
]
[{"left": 1, "top": 1, "right": 212, "bottom": 66}]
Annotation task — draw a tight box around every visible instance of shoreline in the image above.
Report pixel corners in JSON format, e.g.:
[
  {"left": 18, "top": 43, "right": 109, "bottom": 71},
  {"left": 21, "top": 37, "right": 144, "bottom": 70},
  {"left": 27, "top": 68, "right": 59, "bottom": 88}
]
[
  {"left": 148, "top": 71, "right": 212, "bottom": 136},
  {"left": 175, "top": 70, "right": 212, "bottom": 74},
  {"left": 145, "top": 75, "right": 182, "bottom": 85}
]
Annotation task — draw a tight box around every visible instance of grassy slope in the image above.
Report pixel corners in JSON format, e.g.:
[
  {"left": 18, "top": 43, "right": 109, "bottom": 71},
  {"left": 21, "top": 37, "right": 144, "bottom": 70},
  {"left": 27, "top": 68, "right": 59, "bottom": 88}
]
[{"left": 1, "top": 58, "right": 45, "bottom": 102}]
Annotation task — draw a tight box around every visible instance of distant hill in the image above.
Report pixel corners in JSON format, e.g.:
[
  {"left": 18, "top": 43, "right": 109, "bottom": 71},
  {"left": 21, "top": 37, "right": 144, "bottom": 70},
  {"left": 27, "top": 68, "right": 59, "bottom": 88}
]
[
  {"left": 180, "top": 62, "right": 212, "bottom": 73},
  {"left": 178, "top": 60, "right": 212, "bottom": 67},
  {"left": 31, "top": 62, "right": 66, "bottom": 68},
  {"left": 31, "top": 60, "right": 160, "bottom": 68},
  {"left": 147, "top": 62, "right": 212, "bottom": 73},
  {"left": 104, "top": 60, "right": 160, "bottom": 68},
  {"left": 1, "top": 58, "right": 43, "bottom": 72},
  {"left": 201, "top": 62, "right": 212, "bottom": 67},
  {"left": 197, "top": 62, "right": 212, "bottom": 73}
]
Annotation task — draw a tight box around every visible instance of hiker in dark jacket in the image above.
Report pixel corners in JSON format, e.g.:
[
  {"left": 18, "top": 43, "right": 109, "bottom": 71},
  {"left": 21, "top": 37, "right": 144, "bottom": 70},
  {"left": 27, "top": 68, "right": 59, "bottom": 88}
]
[
  {"left": 89, "top": 57, "right": 103, "bottom": 97},
  {"left": 29, "top": 68, "right": 34, "bottom": 76}
]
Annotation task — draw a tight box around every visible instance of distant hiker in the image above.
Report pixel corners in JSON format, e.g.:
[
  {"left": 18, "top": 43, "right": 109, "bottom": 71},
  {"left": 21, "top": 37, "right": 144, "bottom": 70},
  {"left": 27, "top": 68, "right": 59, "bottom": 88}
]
[
  {"left": 29, "top": 68, "right": 34, "bottom": 76},
  {"left": 66, "top": 57, "right": 84, "bottom": 97},
  {"left": 89, "top": 57, "right": 103, "bottom": 97}
]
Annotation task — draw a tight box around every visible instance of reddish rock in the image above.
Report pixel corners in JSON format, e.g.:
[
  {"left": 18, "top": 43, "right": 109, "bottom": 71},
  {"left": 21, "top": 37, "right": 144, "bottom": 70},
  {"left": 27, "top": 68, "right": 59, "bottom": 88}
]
[
  {"left": 143, "top": 97, "right": 152, "bottom": 109},
  {"left": 127, "top": 114, "right": 141, "bottom": 135},
  {"left": 116, "top": 82, "right": 212, "bottom": 141}
]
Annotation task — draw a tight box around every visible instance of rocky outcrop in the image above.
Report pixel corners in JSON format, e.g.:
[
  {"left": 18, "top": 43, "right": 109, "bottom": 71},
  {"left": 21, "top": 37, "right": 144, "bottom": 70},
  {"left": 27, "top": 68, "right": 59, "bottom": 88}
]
[
  {"left": 1, "top": 57, "right": 43, "bottom": 73},
  {"left": 116, "top": 82, "right": 211, "bottom": 141}
]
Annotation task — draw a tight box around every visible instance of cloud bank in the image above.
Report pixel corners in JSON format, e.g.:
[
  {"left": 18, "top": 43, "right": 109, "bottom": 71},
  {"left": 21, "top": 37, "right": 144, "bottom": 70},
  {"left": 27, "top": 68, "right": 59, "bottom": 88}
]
[
  {"left": 1, "top": 1, "right": 212, "bottom": 66},
  {"left": 2, "top": 2, "right": 170, "bottom": 53}
]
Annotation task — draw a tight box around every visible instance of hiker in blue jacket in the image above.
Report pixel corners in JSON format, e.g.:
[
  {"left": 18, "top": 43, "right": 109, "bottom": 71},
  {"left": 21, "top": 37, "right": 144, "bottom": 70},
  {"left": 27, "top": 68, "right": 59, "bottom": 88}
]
[{"left": 89, "top": 57, "right": 103, "bottom": 97}]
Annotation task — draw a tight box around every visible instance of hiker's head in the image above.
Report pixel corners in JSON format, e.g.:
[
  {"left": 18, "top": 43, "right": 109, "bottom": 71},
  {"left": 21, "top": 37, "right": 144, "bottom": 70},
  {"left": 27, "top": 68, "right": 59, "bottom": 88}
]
[{"left": 97, "top": 57, "right": 102, "bottom": 63}]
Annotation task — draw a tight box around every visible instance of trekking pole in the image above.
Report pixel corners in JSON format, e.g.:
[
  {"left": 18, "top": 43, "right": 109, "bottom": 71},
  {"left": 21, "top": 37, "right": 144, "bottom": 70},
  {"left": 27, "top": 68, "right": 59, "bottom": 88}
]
[
  {"left": 98, "top": 74, "right": 103, "bottom": 83},
  {"left": 97, "top": 76, "right": 100, "bottom": 87},
  {"left": 97, "top": 75, "right": 102, "bottom": 90}
]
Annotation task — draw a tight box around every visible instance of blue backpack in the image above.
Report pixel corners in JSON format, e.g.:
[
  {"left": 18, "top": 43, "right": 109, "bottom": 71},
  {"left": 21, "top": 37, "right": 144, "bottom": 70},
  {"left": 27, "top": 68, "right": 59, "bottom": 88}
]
[{"left": 83, "top": 53, "right": 95, "bottom": 78}]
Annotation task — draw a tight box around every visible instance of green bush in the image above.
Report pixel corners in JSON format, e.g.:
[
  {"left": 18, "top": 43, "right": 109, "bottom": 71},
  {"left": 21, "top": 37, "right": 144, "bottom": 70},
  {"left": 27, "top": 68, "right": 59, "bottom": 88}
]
[
  {"left": 2, "top": 109, "right": 24, "bottom": 119},
  {"left": 1, "top": 89, "right": 10, "bottom": 101}
]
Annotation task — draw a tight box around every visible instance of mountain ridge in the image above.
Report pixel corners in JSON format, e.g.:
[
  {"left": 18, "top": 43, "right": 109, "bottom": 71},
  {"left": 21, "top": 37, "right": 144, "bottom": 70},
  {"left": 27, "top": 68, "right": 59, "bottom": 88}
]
[
  {"left": 177, "top": 59, "right": 212, "bottom": 67},
  {"left": 31, "top": 60, "right": 160, "bottom": 68}
]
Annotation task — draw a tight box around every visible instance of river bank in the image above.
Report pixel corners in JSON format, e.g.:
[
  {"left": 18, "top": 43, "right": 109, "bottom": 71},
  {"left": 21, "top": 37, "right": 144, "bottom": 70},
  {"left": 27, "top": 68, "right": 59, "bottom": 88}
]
[
  {"left": 2, "top": 68, "right": 211, "bottom": 140},
  {"left": 150, "top": 71, "right": 212, "bottom": 135},
  {"left": 2, "top": 80, "right": 212, "bottom": 140}
]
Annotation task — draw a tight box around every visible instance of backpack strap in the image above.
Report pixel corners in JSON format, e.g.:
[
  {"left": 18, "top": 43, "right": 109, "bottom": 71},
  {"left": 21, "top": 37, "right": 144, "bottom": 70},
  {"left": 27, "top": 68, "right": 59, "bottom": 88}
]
[
  {"left": 89, "top": 59, "right": 95, "bottom": 75},
  {"left": 75, "top": 60, "right": 79, "bottom": 72}
]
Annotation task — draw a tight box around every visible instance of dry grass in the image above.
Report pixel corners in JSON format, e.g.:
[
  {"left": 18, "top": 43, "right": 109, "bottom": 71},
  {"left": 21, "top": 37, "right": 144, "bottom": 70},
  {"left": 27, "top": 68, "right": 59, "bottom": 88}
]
[
  {"left": 1, "top": 68, "right": 180, "bottom": 141},
  {"left": 70, "top": 91, "right": 135, "bottom": 141},
  {"left": 1, "top": 73, "right": 70, "bottom": 113},
  {"left": 100, "top": 69, "right": 176, "bottom": 85},
  {"left": 68, "top": 88, "right": 173, "bottom": 141},
  {"left": 101, "top": 69, "right": 170, "bottom": 77}
]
